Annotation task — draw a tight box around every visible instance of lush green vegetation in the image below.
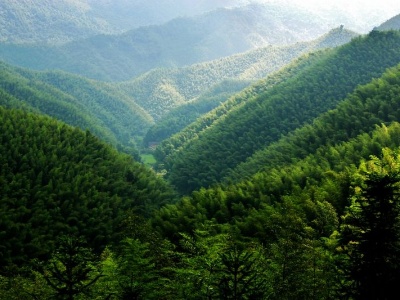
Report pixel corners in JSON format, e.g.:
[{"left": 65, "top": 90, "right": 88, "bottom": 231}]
[
  {"left": 158, "top": 30, "right": 400, "bottom": 194},
  {"left": 143, "top": 79, "right": 252, "bottom": 145},
  {"left": 119, "top": 27, "right": 356, "bottom": 123},
  {"left": 3, "top": 6, "right": 400, "bottom": 299},
  {"left": 0, "top": 107, "right": 176, "bottom": 268},
  {"left": 0, "top": 62, "right": 153, "bottom": 154},
  {"left": 226, "top": 63, "right": 400, "bottom": 182},
  {"left": 154, "top": 48, "right": 329, "bottom": 167}
]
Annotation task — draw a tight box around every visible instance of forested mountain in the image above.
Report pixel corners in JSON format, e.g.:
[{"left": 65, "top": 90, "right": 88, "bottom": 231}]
[
  {"left": 4, "top": 57, "right": 400, "bottom": 300},
  {"left": 226, "top": 63, "right": 400, "bottom": 182},
  {"left": 128, "top": 27, "right": 357, "bottom": 142},
  {"left": 0, "top": 62, "right": 153, "bottom": 153},
  {"left": 120, "top": 27, "right": 356, "bottom": 120},
  {"left": 1, "top": 0, "right": 398, "bottom": 46},
  {"left": 156, "top": 30, "right": 400, "bottom": 194},
  {"left": 153, "top": 50, "right": 327, "bottom": 167},
  {"left": 0, "top": 3, "right": 360, "bottom": 81},
  {"left": 0, "top": 106, "right": 176, "bottom": 267},
  {"left": 143, "top": 79, "right": 253, "bottom": 147},
  {"left": 149, "top": 63, "right": 400, "bottom": 299},
  {"left": 3, "top": 2, "right": 400, "bottom": 298}
]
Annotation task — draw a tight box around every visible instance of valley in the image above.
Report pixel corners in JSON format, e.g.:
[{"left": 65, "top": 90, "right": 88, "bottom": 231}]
[{"left": 1, "top": 1, "right": 400, "bottom": 299}]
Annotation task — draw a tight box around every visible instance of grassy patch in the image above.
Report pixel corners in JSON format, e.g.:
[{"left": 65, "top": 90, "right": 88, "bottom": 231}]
[{"left": 141, "top": 154, "right": 156, "bottom": 167}]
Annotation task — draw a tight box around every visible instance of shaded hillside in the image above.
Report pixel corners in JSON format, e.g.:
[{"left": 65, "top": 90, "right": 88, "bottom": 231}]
[
  {"left": 149, "top": 65, "right": 400, "bottom": 298},
  {"left": 158, "top": 30, "right": 400, "bottom": 194},
  {"left": 154, "top": 50, "right": 329, "bottom": 166},
  {"left": 120, "top": 27, "right": 357, "bottom": 122},
  {"left": 0, "top": 3, "right": 344, "bottom": 81},
  {"left": 0, "top": 62, "right": 153, "bottom": 152},
  {"left": 226, "top": 63, "right": 400, "bottom": 182},
  {"left": 0, "top": 107, "right": 176, "bottom": 266},
  {"left": 152, "top": 63, "right": 400, "bottom": 238},
  {"left": 87, "top": 0, "right": 246, "bottom": 32},
  {"left": 377, "top": 14, "right": 400, "bottom": 31},
  {"left": 143, "top": 79, "right": 252, "bottom": 146}
]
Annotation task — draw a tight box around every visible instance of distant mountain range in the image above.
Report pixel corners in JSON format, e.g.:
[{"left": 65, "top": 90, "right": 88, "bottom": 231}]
[
  {"left": 0, "top": 0, "right": 247, "bottom": 45},
  {"left": 155, "top": 30, "right": 400, "bottom": 194},
  {"left": 1, "top": 0, "right": 399, "bottom": 45},
  {"left": 119, "top": 27, "right": 357, "bottom": 121},
  {"left": 0, "top": 2, "right": 340, "bottom": 81}
]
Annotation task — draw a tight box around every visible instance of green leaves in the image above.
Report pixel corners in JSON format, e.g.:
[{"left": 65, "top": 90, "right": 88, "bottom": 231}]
[{"left": 338, "top": 148, "right": 400, "bottom": 299}]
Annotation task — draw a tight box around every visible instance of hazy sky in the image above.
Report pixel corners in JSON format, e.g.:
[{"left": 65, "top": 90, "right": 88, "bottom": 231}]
[{"left": 247, "top": 0, "right": 400, "bottom": 32}]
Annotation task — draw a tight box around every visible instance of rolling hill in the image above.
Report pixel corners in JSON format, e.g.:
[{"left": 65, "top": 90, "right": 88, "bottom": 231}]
[
  {"left": 156, "top": 30, "right": 400, "bottom": 194},
  {"left": 0, "top": 62, "right": 153, "bottom": 153},
  {"left": 0, "top": 106, "right": 176, "bottom": 266},
  {"left": 119, "top": 26, "right": 357, "bottom": 140}
]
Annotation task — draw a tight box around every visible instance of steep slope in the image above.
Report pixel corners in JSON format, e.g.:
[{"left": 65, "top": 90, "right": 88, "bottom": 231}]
[
  {"left": 377, "top": 14, "right": 400, "bottom": 31},
  {"left": 153, "top": 62, "right": 400, "bottom": 239},
  {"left": 0, "top": 107, "right": 176, "bottom": 267},
  {"left": 0, "top": 62, "right": 153, "bottom": 152},
  {"left": 121, "top": 27, "right": 357, "bottom": 130},
  {"left": 0, "top": 3, "right": 348, "bottom": 81},
  {"left": 158, "top": 30, "right": 400, "bottom": 194},
  {"left": 226, "top": 63, "right": 400, "bottom": 181},
  {"left": 154, "top": 50, "right": 329, "bottom": 165},
  {"left": 143, "top": 79, "right": 252, "bottom": 146}
]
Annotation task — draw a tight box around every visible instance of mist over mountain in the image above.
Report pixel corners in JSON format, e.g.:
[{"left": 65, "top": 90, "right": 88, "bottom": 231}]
[
  {"left": 3, "top": 2, "right": 400, "bottom": 298},
  {"left": 377, "top": 14, "right": 400, "bottom": 31},
  {"left": 118, "top": 27, "right": 358, "bottom": 122},
  {"left": 87, "top": 0, "right": 248, "bottom": 32},
  {"left": 0, "top": 0, "right": 251, "bottom": 45},
  {"left": 0, "top": 2, "right": 357, "bottom": 81}
]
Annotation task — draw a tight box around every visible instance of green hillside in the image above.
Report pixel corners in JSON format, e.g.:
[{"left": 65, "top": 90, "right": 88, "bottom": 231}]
[
  {"left": 143, "top": 79, "right": 252, "bottom": 146},
  {"left": 119, "top": 27, "right": 357, "bottom": 123},
  {"left": 4, "top": 62, "right": 400, "bottom": 300},
  {"left": 154, "top": 49, "right": 329, "bottom": 166},
  {"left": 226, "top": 64, "right": 400, "bottom": 182},
  {"left": 158, "top": 30, "right": 400, "bottom": 194},
  {"left": 0, "top": 62, "right": 153, "bottom": 153},
  {"left": 0, "top": 107, "right": 176, "bottom": 267},
  {"left": 0, "top": 0, "right": 113, "bottom": 45},
  {"left": 148, "top": 64, "right": 400, "bottom": 298}
]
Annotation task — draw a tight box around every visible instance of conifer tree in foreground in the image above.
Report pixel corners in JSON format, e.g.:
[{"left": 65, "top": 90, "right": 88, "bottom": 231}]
[{"left": 339, "top": 148, "right": 400, "bottom": 299}]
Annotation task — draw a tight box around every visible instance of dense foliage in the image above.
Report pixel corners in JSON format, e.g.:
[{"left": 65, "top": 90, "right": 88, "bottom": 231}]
[
  {"left": 0, "top": 62, "right": 153, "bottom": 153},
  {"left": 143, "top": 79, "right": 252, "bottom": 145},
  {"left": 2, "top": 7, "right": 400, "bottom": 299},
  {"left": 119, "top": 27, "right": 356, "bottom": 122},
  {"left": 227, "top": 63, "right": 400, "bottom": 182},
  {"left": 154, "top": 48, "right": 328, "bottom": 167},
  {"left": 0, "top": 107, "right": 175, "bottom": 267},
  {"left": 159, "top": 30, "right": 400, "bottom": 194}
]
